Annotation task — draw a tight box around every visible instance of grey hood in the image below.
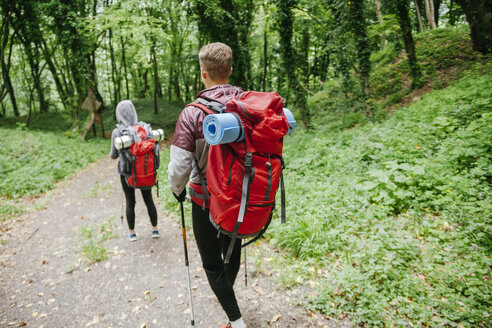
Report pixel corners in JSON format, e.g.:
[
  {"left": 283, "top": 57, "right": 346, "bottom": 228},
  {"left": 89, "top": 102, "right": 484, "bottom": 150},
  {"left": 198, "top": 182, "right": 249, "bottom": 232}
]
[{"left": 115, "top": 100, "right": 138, "bottom": 126}]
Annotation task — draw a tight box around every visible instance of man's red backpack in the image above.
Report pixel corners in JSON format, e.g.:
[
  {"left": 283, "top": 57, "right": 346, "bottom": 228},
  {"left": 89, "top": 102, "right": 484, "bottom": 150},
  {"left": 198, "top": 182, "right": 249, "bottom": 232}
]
[
  {"left": 189, "top": 91, "right": 289, "bottom": 262},
  {"left": 117, "top": 123, "right": 159, "bottom": 190}
]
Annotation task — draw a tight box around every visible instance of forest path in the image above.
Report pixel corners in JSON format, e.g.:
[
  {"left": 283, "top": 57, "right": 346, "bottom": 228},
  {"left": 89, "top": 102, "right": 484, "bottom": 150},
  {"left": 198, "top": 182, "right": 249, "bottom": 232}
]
[{"left": 0, "top": 156, "right": 349, "bottom": 328}]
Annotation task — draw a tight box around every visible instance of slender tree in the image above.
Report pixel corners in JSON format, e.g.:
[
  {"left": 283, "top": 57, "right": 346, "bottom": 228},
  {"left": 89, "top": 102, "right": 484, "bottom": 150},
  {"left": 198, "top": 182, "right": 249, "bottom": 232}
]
[
  {"left": 11, "top": 1, "right": 48, "bottom": 113},
  {"left": 348, "top": 0, "right": 371, "bottom": 97},
  {"left": 0, "top": 3, "right": 19, "bottom": 116},
  {"left": 433, "top": 0, "right": 441, "bottom": 26},
  {"left": 424, "top": 0, "right": 437, "bottom": 29},
  {"left": 455, "top": 0, "right": 491, "bottom": 54},
  {"left": 395, "top": 0, "right": 422, "bottom": 88},
  {"left": 414, "top": 0, "right": 424, "bottom": 32},
  {"left": 275, "top": 0, "right": 310, "bottom": 128}
]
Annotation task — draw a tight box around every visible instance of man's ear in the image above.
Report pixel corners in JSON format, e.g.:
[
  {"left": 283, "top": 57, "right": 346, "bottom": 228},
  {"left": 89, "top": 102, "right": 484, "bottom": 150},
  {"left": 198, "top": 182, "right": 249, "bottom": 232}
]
[
  {"left": 229, "top": 67, "right": 233, "bottom": 77},
  {"left": 201, "top": 68, "right": 207, "bottom": 80}
]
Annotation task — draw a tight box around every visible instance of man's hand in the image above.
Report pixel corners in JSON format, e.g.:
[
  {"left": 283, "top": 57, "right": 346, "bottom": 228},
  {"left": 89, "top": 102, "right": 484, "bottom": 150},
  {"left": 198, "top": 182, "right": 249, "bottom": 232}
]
[{"left": 173, "top": 188, "right": 187, "bottom": 203}]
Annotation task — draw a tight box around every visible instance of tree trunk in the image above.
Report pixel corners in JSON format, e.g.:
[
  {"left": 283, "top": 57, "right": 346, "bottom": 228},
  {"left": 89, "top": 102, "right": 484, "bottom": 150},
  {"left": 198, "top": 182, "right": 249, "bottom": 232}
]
[
  {"left": 424, "top": 0, "right": 437, "bottom": 28},
  {"left": 262, "top": 19, "right": 268, "bottom": 92},
  {"left": 396, "top": 0, "right": 422, "bottom": 88},
  {"left": 0, "top": 17, "right": 19, "bottom": 116},
  {"left": 320, "top": 49, "right": 329, "bottom": 83},
  {"left": 33, "top": 67, "right": 47, "bottom": 113},
  {"left": 26, "top": 89, "right": 33, "bottom": 127},
  {"left": 120, "top": 36, "right": 129, "bottom": 99},
  {"left": 433, "top": 0, "right": 441, "bottom": 26},
  {"left": 40, "top": 36, "right": 68, "bottom": 110},
  {"left": 173, "top": 67, "right": 181, "bottom": 102},
  {"left": 374, "top": 0, "right": 386, "bottom": 47},
  {"left": 142, "top": 67, "right": 149, "bottom": 98},
  {"left": 108, "top": 29, "right": 119, "bottom": 106},
  {"left": 11, "top": 1, "right": 48, "bottom": 113},
  {"left": 456, "top": 0, "right": 491, "bottom": 54},
  {"left": 276, "top": 0, "right": 310, "bottom": 128},
  {"left": 414, "top": 0, "right": 424, "bottom": 32},
  {"left": 151, "top": 43, "right": 159, "bottom": 114},
  {"left": 168, "top": 68, "right": 173, "bottom": 101},
  {"left": 350, "top": 0, "right": 371, "bottom": 97}
]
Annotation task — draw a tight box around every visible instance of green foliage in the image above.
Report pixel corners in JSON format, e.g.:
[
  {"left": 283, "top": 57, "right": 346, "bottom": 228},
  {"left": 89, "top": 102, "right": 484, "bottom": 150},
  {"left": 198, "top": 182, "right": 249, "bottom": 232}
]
[
  {"left": 80, "top": 216, "right": 118, "bottom": 264},
  {"left": 371, "top": 26, "right": 483, "bottom": 100},
  {"left": 414, "top": 27, "right": 481, "bottom": 73},
  {"left": 367, "top": 14, "right": 401, "bottom": 49},
  {"left": 0, "top": 198, "right": 25, "bottom": 221},
  {"left": 0, "top": 111, "right": 78, "bottom": 132},
  {"left": 269, "top": 65, "right": 492, "bottom": 326},
  {"left": 0, "top": 127, "right": 107, "bottom": 199}
]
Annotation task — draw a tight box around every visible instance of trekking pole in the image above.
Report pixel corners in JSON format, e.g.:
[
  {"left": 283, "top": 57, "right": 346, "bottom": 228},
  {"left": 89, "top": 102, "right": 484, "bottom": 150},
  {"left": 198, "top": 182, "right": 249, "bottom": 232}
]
[
  {"left": 244, "top": 243, "right": 248, "bottom": 287},
  {"left": 180, "top": 201, "right": 195, "bottom": 327},
  {"left": 120, "top": 188, "right": 124, "bottom": 224}
]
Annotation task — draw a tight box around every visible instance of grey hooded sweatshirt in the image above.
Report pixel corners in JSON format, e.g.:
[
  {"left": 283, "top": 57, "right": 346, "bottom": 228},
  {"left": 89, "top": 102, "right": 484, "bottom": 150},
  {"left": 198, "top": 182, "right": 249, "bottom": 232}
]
[{"left": 110, "top": 100, "right": 138, "bottom": 174}]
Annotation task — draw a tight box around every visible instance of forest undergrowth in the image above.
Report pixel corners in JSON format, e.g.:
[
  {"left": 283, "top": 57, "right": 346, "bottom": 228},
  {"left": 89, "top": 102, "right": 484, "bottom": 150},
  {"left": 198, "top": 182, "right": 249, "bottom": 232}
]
[{"left": 266, "top": 62, "right": 491, "bottom": 327}]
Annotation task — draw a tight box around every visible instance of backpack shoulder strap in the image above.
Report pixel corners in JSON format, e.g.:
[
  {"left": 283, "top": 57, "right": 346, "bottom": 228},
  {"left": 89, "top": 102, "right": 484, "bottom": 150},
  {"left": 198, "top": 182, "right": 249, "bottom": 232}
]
[
  {"left": 137, "top": 121, "right": 153, "bottom": 139},
  {"left": 115, "top": 123, "right": 126, "bottom": 134},
  {"left": 186, "top": 102, "right": 215, "bottom": 115}
]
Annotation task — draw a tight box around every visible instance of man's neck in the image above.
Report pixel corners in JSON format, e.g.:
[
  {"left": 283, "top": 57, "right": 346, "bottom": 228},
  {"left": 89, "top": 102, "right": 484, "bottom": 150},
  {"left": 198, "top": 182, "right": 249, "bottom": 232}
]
[{"left": 204, "top": 80, "right": 229, "bottom": 89}]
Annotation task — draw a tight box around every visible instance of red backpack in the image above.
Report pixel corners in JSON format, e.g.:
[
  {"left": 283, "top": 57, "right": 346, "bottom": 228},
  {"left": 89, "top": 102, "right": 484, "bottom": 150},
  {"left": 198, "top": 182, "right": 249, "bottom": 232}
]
[
  {"left": 189, "top": 91, "right": 289, "bottom": 262},
  {"left": 117, "top": 123, "right": 159, "bottom": 190}
]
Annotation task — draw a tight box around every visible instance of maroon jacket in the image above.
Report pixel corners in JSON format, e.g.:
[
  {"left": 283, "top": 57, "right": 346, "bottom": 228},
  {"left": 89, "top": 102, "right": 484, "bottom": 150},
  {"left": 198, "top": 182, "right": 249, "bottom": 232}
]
[{"left": 168, "top": 84, "right": 243, "bottom": 196}]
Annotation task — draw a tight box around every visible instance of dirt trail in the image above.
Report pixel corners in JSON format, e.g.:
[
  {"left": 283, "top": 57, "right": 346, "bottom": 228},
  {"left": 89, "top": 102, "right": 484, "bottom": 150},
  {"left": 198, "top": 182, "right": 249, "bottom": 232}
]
[{"left": 0, "top": 156, "right": 349, "bottom": 328}]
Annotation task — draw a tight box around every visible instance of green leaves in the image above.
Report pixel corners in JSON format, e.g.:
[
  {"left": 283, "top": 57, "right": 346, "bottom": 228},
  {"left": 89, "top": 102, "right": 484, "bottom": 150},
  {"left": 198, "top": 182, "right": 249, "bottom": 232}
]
[
  {"left": 0, "top": 127, "right": 107, "bottom": 199},
  {"left": 268, "top": 65, "right": 492, "bottom": 326}
]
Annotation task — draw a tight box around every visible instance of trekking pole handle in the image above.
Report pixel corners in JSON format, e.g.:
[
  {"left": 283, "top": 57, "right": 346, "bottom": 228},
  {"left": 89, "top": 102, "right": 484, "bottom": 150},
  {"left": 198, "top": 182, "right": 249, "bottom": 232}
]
[{"left": 180, "top": 202, "right": 189, "bottom": 265}]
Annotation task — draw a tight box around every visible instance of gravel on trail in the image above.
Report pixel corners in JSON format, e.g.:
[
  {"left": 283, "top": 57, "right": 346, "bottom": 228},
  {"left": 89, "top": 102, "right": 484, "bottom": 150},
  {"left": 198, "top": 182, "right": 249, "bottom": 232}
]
[{"left": 0, "top": 156, "right": 351, "bottom": 328}]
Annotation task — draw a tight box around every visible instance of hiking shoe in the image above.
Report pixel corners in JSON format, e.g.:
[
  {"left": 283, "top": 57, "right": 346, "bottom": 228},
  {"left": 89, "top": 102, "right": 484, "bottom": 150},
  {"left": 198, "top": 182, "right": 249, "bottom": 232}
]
[
  {"left": 127, "top": 233, "right": 137, "bottom": 242},
  {"left": 151, "top": 230, "right": 160, "bottom": 238}
]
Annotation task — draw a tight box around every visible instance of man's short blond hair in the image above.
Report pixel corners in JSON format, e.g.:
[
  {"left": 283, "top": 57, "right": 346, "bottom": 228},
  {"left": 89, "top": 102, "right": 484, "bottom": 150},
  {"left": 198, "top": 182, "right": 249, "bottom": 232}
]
[{"left": 199, "top": 42, "right": 232, "bottom": 82}]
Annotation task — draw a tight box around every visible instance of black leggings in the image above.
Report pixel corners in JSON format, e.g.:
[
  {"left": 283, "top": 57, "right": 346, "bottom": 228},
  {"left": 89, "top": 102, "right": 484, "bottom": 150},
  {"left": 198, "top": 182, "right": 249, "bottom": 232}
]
[
  {"left": 120, "top": 175, "right": 158, "bottom": 230},
  {"left": 192, "top": 201, "right": 242, "bottom": 321}
]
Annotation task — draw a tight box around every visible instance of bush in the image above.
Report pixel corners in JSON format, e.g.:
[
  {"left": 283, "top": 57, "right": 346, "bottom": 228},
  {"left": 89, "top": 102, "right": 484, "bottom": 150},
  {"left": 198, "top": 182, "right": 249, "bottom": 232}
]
[
  {"left": 269, "top": 63, "right": 492, "bottom": 327},
  {"left": 0, "top": 128, "right": 108, "bottom": 198}
]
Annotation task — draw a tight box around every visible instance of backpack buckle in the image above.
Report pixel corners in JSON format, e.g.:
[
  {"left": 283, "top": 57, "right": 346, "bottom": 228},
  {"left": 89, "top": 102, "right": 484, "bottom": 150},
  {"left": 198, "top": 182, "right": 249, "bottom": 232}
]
[{"left": 245, "top": 153, "right": 253, "bottom": 167}]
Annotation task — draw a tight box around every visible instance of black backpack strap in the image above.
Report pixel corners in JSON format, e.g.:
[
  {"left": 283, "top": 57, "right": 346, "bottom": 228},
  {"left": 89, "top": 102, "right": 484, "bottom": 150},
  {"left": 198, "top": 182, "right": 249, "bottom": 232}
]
[
  {"left": 224, "top": 152, "right": 253, "bottom": 263},
  {"left": 193, "top": 157, "right": 210, "bottom": 210},
  {"left": 195, "top": 98, "right": 226, "bottom": 113},
  {"left": 187, "top": 102, "right": 215, "bottom": 115},
  {"left": 280, "top": 157, "right": 286, "bottom": 224},
  {"left": 132, "top": 155, "right": 137, "bottom": 188},
  {"left": 242, "top": 209, "right": 273, "bottom": 248}
]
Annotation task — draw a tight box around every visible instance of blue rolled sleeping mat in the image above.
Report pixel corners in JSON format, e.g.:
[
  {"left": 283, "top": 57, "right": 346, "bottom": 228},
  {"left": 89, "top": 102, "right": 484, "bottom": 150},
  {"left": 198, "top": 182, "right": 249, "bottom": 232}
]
[{"left": 203, "top": 108, "right": 296, "bottom": 145}]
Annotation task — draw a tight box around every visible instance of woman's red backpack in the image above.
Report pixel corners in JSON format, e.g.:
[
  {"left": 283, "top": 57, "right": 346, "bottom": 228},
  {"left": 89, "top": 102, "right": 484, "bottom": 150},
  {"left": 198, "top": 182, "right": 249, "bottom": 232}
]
[
  {"left": 190, "top": 91, "right": 289, "bottom": 263},
  {"left": 117, "top": 123, "right": 159, "bottom": 190}
]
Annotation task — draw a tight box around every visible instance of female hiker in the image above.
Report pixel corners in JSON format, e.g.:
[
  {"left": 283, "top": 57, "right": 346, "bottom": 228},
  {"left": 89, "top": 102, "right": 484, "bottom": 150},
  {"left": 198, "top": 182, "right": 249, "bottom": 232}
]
[{"left": 110, "top": 100, "right": 159, "bottom": 241}]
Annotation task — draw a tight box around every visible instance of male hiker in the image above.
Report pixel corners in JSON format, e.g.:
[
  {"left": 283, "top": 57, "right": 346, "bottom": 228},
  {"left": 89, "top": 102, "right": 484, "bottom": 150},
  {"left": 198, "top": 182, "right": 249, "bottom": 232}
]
[{"left": 168, "top": 42, "right": 247, "bottom": 328}]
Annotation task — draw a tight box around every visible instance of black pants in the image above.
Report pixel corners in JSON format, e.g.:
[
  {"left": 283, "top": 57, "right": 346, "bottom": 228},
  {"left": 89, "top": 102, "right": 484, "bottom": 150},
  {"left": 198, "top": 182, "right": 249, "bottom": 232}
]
[
  {"left": 192, "top": 201, "right": 242, "bottom": 321},
  {"left": 120, "top": 175, "right": 158, "bottom": 230}
]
